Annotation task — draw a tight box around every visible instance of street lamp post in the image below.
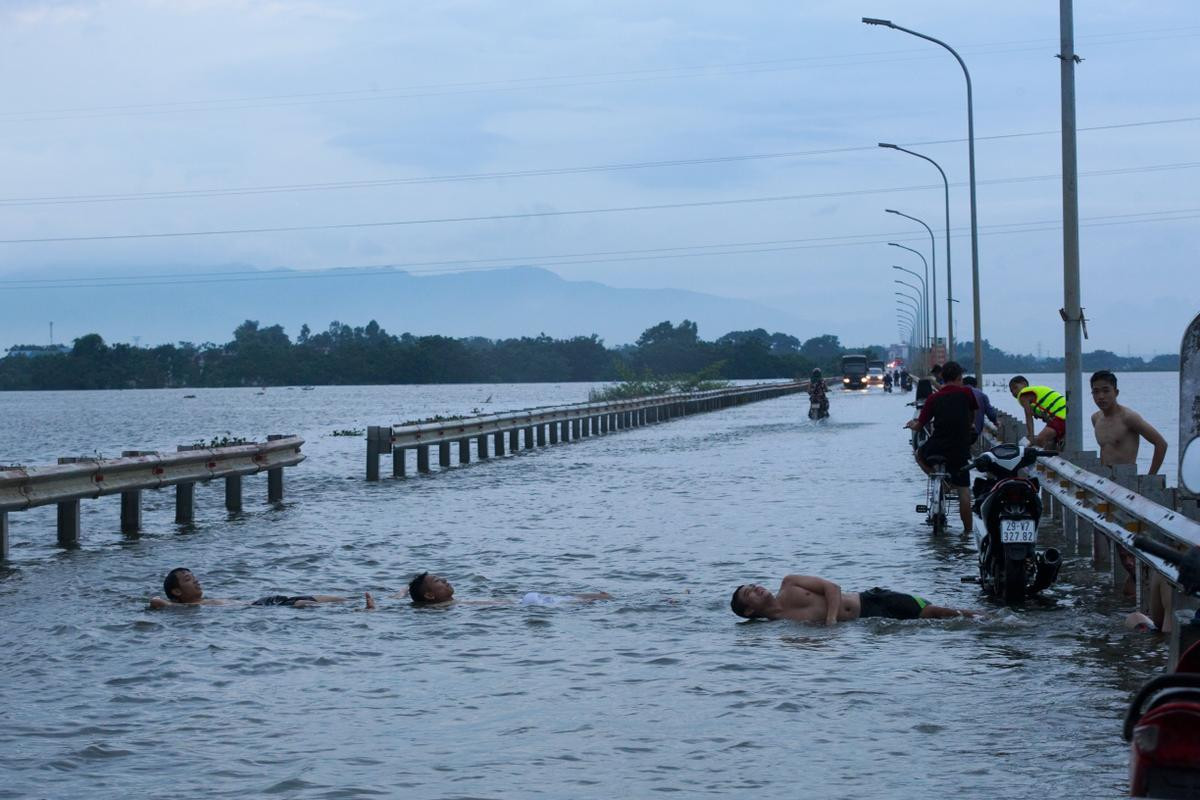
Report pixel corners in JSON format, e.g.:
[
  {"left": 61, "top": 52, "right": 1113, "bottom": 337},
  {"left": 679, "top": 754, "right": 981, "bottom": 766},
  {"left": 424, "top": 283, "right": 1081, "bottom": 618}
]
[
  {"left": 865, "top": 17, "right": 982, "bottom": 382},
  {"left": 895, "top": 280, "right": 925, "bottom": 338},
  {"left": 885, "top": 209, "right": 938, "bottom": 362},
  {"left": 895, "top": 280, "right": 927, "bottom": 371},
  {"left": 893, "top": 265, "right": 929, "bottom": 351},
  {"left": 888, "top": 242, "right": 932, "bottom": 345},
  {"left": 880, "top": 144, "right": 953, "bottom": 363}
]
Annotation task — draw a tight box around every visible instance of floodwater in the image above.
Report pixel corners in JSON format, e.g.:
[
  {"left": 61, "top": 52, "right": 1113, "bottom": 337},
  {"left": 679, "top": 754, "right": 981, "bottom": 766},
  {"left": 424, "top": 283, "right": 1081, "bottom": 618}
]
[{"left": 0, "top": 374, "right": 1180, "bottom": 798}]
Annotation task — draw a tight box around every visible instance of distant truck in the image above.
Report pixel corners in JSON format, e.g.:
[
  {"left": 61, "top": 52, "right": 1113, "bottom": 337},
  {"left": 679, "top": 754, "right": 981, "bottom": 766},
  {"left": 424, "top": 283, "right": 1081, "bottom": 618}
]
[{"left": 841, "top": 354, "right": 868, "bottom": 389}]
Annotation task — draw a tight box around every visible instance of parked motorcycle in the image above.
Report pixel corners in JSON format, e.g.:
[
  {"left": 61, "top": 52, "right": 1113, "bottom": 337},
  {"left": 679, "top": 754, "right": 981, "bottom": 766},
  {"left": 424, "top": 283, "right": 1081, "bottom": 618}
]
[
  {"left": 1124, "top": 536, "right": 1200, "bottom": 798},
  {"left": 970, "top": 443, "right": 1061, "bottom": 604}
]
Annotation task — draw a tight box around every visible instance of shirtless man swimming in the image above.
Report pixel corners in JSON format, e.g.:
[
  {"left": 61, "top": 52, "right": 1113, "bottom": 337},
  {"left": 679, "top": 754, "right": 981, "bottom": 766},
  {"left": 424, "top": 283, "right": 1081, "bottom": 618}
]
[
  {"left": 729, "top": 574, "right": 973, "bottom": 623},
  {"left": 1089, "top": 370, "right": 1168, "bottom": 473},
  {"left": 407, "top": 572, "right": 611, "bottom": 607},
  {"left": 148, "top": 567, "right": 357, "bottom": 609}
]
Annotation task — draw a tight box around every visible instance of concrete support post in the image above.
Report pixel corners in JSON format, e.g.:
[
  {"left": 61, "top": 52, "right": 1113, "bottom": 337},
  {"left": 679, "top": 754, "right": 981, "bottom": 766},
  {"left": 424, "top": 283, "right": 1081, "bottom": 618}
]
[
  {"left": 393, "top": 448, "right": 406, "bottom": 477},
  {"left": 1076, "top": 517, "right": 1093, "bottom": 556},
  {"left": 1062, "top": 506, "right": 1077, "bottom": 542},
  {"left": 496, "top": 431, "right": 507, "bottom": 456},
  {"left": 438, "top": 442, "right": 451, "bottom": 468},
  {"left": 600, "top": 415, "right": 608, "bottom": 434},
  {"left": 459, "top": 439, "right": 470, "bottom": 464},
  {"left": 175, "top": 482, "right": 195, "bottom": 524},
  {"left": 57, "top": 500, "right": 80, "bottom": 547},
  {"left": 1, "top": 510, "right": 9, "bottom": 561},
  {"left": 571, "top": 419, "right": 580, "bottom": 438},
  {"left": 477, "top": 435, "right": 488, "bottom": 460},
  {"left": 268, "top": 468, "right": 284, "bottom": 503},
  {"left": 366, "top": 426, "right": 382, "bottom": 481},
  {"left": 120, "top": 489, "right": 141, "bottom": 534},
  {"left": 509, "top": 429, "right": 519, "bottom": 452},
  {"left": 524, "top": 427, "right": 535, "bottom": 449},
  {"left": 225, "top": 475, "right": 243, "bottom": 512},
  {"left": 417, "top": 445, "right": 431, "bottom": 473},
  {"left": 537, "top": 425, "right": 547, "bottom": 446},
  {"left": 1093, "top": 527, "right": 1110, "bottom": 570},
  {"left": 549, "top": 423, "right": 559, "bottom": 444}
]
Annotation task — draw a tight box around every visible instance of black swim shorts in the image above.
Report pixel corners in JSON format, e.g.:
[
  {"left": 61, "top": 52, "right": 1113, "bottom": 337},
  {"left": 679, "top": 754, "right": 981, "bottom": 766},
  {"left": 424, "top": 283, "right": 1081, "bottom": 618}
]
[
  {"left": 858, "top": 588, "right": 929, "bottom": 620},
  {"left": 251, "top": 595, "right": 317, "bottom": 607}
]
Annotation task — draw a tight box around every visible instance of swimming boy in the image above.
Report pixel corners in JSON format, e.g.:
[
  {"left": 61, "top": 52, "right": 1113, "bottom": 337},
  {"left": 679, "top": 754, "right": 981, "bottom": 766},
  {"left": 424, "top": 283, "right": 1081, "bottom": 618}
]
[
  {"left": 1089, "top": 370, "right": 1168, "bottom": 474},
  {"left": 407, "top": 572, "right": 611, "bottom": 607},
  {"left": 730, "top": 574, "right": 973, "bottom": 623},
  {"left": 149, "top": 567, "right": 353, "bottom": 609},
  {"left": 1009, "top": 375, "right": 1066, "bottom": 450}
]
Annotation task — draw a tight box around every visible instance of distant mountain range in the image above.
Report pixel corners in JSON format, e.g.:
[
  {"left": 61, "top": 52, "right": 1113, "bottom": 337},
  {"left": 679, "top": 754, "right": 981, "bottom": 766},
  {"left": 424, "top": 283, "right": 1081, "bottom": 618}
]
[{"left": 0, "top": 265, "right": 808, "bottom": 347}]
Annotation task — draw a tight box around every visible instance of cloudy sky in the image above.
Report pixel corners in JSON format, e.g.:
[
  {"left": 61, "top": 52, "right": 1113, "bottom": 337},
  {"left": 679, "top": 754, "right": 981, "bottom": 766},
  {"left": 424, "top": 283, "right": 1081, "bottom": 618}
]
[{"left": 0, "top": 0, "right": 1196, "bottom": 355}]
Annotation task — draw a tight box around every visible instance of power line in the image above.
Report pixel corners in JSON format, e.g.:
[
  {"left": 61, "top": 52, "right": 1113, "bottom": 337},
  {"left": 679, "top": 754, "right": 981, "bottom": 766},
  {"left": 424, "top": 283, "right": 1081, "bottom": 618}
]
[
  {"left": 3, "top": 159, "right": 1198, "bottom": 245},
  {"left": 3, "top": 26, "right": 1198, "bottom": 124},
  {"left": 1, "top": 206, "right": 1194, "bottom": 290},
  {"left": 2, "top": 115, "right": 1195, "bottom": 208}
]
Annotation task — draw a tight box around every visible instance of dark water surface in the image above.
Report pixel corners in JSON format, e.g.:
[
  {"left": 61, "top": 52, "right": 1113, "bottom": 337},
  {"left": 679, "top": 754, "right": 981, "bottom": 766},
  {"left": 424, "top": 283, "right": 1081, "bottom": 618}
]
[{"left": 0, "top": 380, "right": 1175, "bottom": 798}]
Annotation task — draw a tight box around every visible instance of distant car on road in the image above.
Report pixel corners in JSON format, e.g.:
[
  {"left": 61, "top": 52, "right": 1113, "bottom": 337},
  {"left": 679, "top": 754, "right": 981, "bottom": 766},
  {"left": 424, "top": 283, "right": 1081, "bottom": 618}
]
[{"left": 867, "top": 361, "right": 886, "bottom": 386}]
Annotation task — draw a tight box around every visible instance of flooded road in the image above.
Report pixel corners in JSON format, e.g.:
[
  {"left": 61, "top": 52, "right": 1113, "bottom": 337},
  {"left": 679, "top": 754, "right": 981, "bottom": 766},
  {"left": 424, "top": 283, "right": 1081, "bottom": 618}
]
[{"left": 0, "top": 378, "right": 1175, "bottom": 798}]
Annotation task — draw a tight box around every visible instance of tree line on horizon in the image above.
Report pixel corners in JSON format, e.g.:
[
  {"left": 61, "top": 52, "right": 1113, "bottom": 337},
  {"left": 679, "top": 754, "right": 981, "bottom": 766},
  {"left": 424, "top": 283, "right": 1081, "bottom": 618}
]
[{"left": 0, "top": 319, "right": 1179, "bottom": 391}]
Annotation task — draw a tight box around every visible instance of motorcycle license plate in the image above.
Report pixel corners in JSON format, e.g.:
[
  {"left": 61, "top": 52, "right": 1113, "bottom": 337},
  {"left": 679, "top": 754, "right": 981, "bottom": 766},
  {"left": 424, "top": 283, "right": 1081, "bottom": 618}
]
[{"left": 1000, "top": 519, "right": 1037, "bottom": 543}]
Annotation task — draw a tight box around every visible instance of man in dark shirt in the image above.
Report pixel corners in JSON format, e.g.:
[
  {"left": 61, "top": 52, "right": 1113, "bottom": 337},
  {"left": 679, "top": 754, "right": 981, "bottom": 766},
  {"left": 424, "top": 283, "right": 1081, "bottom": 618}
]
[
  {"left": 963, "top": 375, "right": 998, "bottom": 442},
  {"left": 905, "top": 361, "right": 977, "bottom": 533}
]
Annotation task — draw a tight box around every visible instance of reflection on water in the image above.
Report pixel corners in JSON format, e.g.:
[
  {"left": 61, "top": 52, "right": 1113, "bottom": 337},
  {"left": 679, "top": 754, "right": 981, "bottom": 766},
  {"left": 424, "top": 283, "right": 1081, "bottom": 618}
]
[{"left": 0, "top": 377, "right": 1177, "bottom": 798}]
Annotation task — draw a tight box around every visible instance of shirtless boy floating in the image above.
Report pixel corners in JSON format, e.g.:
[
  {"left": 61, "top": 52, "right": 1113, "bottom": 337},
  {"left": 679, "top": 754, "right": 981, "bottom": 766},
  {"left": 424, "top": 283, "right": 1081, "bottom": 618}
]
[
  {"left": 730, "top": 574, "right": 974, "bottom": 623},
  {"left": 148, "top": 567, "right": 356, "bottom": 609},
  {"left": 1089, "top": 370, "right": 1168, "bottom": 473},
  {"left": 408, "top": 572, "right": 612, "bottom": 607}
]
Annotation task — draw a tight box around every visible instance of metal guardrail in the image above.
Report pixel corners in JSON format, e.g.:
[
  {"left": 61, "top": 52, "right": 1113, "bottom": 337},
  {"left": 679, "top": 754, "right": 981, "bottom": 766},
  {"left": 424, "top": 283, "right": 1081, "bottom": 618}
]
[
  {"left": 983, "top": 411, "right": 1200, "bottom": 663},
  {"left": 0, "top": 435, "right": 304, "bottom": 558},
  {"left": 366, "top": 381, "right": 809, "bottom": 480}
]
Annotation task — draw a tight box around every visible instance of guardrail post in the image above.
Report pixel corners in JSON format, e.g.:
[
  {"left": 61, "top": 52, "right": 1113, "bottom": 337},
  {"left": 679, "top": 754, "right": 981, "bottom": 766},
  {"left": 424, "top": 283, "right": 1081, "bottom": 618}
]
[
  {"left": 366, "top": 426, "right": 382, "bottom": 481},
  {"left": 601, "top": 415, "right": 609, "bottom": 434},
  {"left": 175, "top": 482, "right": 195, "bottom": 524},
  {"left": 438, "top": 442, "right": 451, "bottom": 468},
  {"left": 393, "top": 447, "right": 406, "bottom": 477},
  {"left": 225, "top": 475, "right": 243, "bottom": 512},
  {"left": 459, "top": 439, "right": 470, "bottom": 464},
  {"left": 416, "top": 445, "right": 431, "bottom": 473},
  {"left": 265, "top": 435, "right": 286, "bottom": 502},
  {"left": 57, "top": 500, "right": 80, "bottom": 547},
  {"left": 477, "top": 435, "right": 488, "bottom": 460},
  {"left": 1, "top": 511, "right": 8, "bottom": 560},
  {"left": 120, "top": 490, "right": 142, "bottom": 534},
  {"left": 508, "top": 429, "right": 518, "bottom": 452},
  {"left": 537, "top": 424, "right": 547, "bottom": 446},
  {"left": 549, "top": 423, "right": 558, "bottom": 444},
  {"left": 495, "top": 431, "right": 506, "bottom": 456}
]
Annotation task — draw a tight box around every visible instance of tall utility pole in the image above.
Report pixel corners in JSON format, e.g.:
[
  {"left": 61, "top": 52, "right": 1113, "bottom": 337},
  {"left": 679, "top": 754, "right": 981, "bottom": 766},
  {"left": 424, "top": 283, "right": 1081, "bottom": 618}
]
[{"left": 1060, "top": 0, "right": 1084, "bottom": 453}]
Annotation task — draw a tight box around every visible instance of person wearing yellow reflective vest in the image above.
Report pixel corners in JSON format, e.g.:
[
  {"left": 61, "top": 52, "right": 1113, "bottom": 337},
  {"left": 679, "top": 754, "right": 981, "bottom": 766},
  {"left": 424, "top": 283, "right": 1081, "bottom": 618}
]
[{"left": 1008, "top": 375, "right": 1067, "bottom": 450}]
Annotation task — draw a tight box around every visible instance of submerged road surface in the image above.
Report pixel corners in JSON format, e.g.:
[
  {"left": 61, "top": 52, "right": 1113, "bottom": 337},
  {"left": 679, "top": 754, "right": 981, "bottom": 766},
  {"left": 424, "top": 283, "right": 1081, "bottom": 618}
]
[{"left": 0, "top": 383, "right": 1167, "bottom": 798}]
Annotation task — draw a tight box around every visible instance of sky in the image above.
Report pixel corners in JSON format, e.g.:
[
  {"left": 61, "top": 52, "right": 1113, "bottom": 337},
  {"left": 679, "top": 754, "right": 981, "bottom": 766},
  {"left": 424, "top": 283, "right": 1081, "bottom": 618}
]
[{"left": 0, "top": 0, "right": 1196, "bottom": 356}]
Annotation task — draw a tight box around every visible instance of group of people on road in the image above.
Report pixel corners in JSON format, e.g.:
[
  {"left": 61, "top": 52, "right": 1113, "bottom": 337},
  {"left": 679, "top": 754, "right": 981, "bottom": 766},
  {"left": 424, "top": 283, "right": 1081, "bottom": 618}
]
[{"left": 149, "top": 363, "right": 1170, "bottom": 632}]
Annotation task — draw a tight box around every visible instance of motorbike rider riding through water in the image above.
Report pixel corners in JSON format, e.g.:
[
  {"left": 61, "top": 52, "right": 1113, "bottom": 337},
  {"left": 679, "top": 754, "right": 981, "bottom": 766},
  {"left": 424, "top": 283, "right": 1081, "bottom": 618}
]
[{"left": 809, "top": 369, "right": 829, "bottom": 419}]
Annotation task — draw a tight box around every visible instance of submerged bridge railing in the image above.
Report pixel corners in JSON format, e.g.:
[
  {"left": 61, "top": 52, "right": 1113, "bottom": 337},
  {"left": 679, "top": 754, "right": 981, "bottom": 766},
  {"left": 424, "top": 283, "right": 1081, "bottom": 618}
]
[
  {"left": 0, "top": 435, "right": 305, "bottom": 559},
  {"left": 366, "top": 380, "right": 808, "bottom": 481}
]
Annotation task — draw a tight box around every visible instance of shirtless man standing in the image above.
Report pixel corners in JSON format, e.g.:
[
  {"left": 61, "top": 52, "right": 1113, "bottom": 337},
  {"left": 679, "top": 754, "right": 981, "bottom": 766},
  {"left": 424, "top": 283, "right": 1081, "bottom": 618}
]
[
  {"left": 729, "top": 574, "right": 973, "bottom": 623},
  {"left": 1089, "top": 370, "right": 1168, "bottom": 473}
]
